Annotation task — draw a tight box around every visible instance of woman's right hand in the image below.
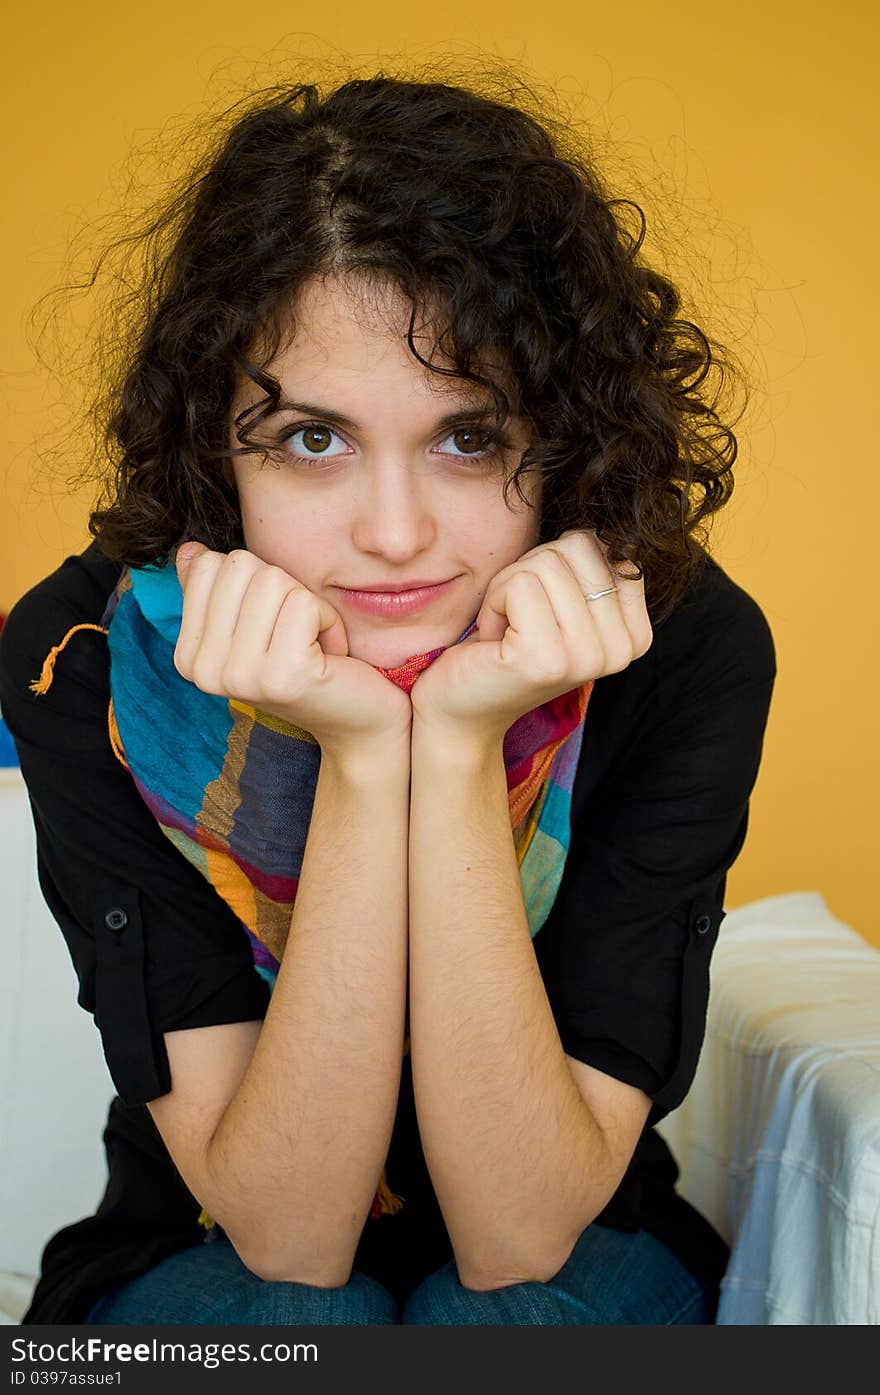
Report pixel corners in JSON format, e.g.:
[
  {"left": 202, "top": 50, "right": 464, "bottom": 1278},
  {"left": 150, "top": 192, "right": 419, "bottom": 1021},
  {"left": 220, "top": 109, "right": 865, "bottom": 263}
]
[{"left": 173, "top": 543, "right": 413, "bottom": 757}]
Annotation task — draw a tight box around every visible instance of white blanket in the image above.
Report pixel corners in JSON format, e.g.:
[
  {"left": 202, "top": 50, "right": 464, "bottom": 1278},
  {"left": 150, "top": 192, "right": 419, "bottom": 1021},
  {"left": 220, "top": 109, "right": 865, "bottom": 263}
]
[{"left": 657, "top": 890, "right": 880, "bottom": 1325}]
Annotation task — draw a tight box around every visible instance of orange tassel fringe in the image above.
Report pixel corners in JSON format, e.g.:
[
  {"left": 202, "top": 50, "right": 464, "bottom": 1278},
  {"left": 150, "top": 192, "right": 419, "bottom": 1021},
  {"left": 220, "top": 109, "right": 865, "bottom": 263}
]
[
  {"left": 28, "top": 623, "right": 129, "bottom": 771},
  {"left": 28, "top": 623, "right": 109, "bottom": 695}
]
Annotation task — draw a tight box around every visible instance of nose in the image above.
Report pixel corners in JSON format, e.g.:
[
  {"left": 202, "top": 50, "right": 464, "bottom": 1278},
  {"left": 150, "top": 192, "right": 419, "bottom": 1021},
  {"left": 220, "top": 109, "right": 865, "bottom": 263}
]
[{"left": 350, "top": 460, "right": 437, "bottom": 562}]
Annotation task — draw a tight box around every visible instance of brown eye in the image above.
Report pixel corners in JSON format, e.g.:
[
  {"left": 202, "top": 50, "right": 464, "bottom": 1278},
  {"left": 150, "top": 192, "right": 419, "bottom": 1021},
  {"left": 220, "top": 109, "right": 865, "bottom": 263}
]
[
  {"left": 302, "top": 426, "right": 333, "bottom": 453},
  {"left": 451, "top": 428, "right": 489, "bottom": 453},
  {"left": 281, "top": 422, "right": 350, "bottom": 465},
  {"left": 439, "top": 426, "right": 509, "bottom": 461}
]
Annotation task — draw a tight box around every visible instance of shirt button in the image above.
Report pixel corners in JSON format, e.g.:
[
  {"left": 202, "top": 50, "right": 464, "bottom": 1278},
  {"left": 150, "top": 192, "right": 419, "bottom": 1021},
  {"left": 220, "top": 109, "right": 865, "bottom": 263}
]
[
  {"left": 694, "top": 913, "right": 712, "bottom": 936},
  {"left": 104, "top": 907, "right": 128, "bottom": 932}
]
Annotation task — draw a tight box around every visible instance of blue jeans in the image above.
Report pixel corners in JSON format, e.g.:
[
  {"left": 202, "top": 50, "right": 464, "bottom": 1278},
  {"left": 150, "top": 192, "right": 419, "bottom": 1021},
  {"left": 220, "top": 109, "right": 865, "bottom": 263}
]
[{"left": 82, "top": 1225, "right": 717, "bottom": 1325}]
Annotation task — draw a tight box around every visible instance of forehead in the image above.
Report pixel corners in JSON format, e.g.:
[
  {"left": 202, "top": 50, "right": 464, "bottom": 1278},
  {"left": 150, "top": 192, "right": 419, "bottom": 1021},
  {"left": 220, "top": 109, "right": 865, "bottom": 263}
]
[{"left": 251, "top": 271, "right": 516, "bottom": 410}]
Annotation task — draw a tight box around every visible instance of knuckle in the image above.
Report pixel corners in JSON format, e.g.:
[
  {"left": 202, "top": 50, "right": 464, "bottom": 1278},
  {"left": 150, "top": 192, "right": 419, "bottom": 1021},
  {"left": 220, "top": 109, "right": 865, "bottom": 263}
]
[
  {"left": 259, "top": 663, "right": 284, "bottom": 695},
  {"left": 249, "top": 562, "right": 285, "bottom": 587},
  {"left": 533, "top": 648, "right": 568, "bottom": 684},
  {"left": 189, "top": 658, "right": 217, "bottom": 693},
  {"left": 227, "top": 549, "right": 258, "bottom": 572},
  {"left": 262, "top": 667, "right": 302, "bottom": 704},
  {"left": 605, "top": 638, "right": 635, "bottom": 673},
  {"left": 581, "top": 636, "right": 605, "bottom": 672},
  {"left": 562, "top": 528, "right": 595, "bottom": 555},
  {"left": 510, "top": 569, "right": 538, "bottom": 592},
  {"left": 220, "top": 661, "right": 249, "bottom": 696},
  {"left": 541, "top": 663, "right": 569, "bottom": 686},
  {"left": 279, "top": 585, "right": 314, "bottom": 613},
  {"left": 266, "top": 563, "right": 297, "bottom": 586},
  {"left": 189, "top": 548, "right": 218, "bottom": 572},
  {"left": 545, "top": 543, "right": 570, "bottom": 565}
]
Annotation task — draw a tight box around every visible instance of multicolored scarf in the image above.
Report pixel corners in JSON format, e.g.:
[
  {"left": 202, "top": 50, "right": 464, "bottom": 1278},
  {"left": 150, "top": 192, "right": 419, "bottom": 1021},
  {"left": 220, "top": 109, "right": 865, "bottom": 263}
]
[{"left": 31, "top": 552, "right": 594, "bottom": 1229}]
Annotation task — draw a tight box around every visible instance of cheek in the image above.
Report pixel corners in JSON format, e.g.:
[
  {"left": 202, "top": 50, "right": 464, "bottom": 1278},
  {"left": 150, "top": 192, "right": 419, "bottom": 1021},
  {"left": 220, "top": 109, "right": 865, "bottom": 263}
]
[
  {"left": 238, "top": 501, "right": 268, "bottom": 552},
  {"left": 237, "top": 475, "right": 296, "bottom": 550},
  {"left": 504, "top": 501, "right": 542, "bottom": 555},
  {"left": 239, "top": 504, "right": 327, "bottom": 584},
  {"left": 237, "top": 491, "right": 286, "bottom": 562}
]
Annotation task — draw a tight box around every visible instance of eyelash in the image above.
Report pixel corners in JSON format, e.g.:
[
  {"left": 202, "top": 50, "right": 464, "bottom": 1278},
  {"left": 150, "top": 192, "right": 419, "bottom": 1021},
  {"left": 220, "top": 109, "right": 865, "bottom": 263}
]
[{"left": 275, "top": 420, "right": 512, "bottom": 467}]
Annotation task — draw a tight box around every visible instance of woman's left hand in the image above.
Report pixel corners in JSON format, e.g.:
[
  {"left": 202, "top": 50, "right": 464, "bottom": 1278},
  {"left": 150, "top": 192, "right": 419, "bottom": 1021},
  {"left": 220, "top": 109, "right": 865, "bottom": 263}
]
[{"left": 409, "top": 529, "right": 653, "bottom": 744}]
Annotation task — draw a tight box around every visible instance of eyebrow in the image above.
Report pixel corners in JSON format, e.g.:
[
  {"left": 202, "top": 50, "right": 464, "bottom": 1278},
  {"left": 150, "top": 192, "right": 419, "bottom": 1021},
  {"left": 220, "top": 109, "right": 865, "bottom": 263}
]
[{"left": 261, "top": 399, "right": 503, "bottom": 432}]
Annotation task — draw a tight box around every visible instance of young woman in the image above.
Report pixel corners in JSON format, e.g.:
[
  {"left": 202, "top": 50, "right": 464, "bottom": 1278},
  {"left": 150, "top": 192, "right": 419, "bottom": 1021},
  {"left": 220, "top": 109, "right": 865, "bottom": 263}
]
[{"left": 0, "top": 73, "right": 775, "bottom": 1326}]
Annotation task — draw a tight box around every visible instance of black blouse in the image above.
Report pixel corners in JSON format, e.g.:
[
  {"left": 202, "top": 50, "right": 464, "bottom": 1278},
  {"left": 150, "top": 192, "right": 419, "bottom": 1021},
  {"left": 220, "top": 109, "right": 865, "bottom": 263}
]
[{"left": 0, "top": 539, "right": 776, "bottom": 1323}]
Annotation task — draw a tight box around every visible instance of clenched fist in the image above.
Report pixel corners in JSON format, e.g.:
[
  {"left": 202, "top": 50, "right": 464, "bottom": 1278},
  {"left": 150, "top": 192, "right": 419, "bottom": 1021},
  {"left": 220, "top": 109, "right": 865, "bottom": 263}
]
[
  {"left": 410, "top": 529, "right": 653, "bottom": 744},
  {"left": 173, "top": 543, "right": 413, "bottom": 758}
]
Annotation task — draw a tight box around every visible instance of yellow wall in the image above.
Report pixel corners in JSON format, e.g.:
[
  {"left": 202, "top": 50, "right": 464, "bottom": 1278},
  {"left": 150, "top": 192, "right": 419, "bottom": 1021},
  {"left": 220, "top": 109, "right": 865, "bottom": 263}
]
[{"left": 3, "top": 4, "right": 877, "bottom": 944}]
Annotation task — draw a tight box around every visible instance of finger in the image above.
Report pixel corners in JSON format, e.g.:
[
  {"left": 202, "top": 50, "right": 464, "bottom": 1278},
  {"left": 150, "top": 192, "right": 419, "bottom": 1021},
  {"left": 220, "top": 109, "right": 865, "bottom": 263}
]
[
  {"left": 520, "top": 548, "right": 604, "bottom": 646},
  {"left": 609, "top": 568, "right": 652, "bottom": 657},
  {"left": 189, "top": 550, "right": 262, "bottom": 689},
  {"left": 478, "top": 551, "right": 579, "bottom": 646},
  {"left": 175, "top": 540, "right": 206, "bottom": 589},
  {"left": 475, "top": 578, "right": 510, "bottom": 643},
  {"left": 263, "top": 586, "right": 350, "bottom": 691},
  {"left": 239, "top": 568, "right": 349, "bottom": 664},
  {"left": 499, "top": 571, "right": 569, "bottom": 683},
  {"left": 220, "top": 566, "right": 310, "bottom": 689},
  {"left": 173, "top": 548, "right": 225, "bottom": 678},
  {"left": 556, "top": 529, "right": 619, "bottom": 598},
  {"left": 475, "top": 533, "right": 555, "bottom": 640},
  {"left": 307, "top": 594, "right": 350, "bottom": 658},
  {"left": 490, "top": 550, "right": 608, "bottom": 677},
  {"left": 477, "top": 530, "right": 609, "bottom": 632},
  {"left": 548, "top": 535, "right": 630, "bottom": 669},
  {"left": 482, "top": 537, "right": 609, "bottom": 637},
  {"left": 557, "top": 530, "right": 652, "bottom": 660}
]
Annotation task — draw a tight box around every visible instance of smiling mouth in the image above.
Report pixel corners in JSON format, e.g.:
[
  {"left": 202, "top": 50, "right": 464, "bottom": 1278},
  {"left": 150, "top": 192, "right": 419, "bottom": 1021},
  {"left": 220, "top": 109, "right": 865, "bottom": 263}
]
[
  {"left": 342, "top": 580, "right": 455, "bottom": 592},
  {"left": 336, "top": 578, "right": 458, "bottom": 615}
]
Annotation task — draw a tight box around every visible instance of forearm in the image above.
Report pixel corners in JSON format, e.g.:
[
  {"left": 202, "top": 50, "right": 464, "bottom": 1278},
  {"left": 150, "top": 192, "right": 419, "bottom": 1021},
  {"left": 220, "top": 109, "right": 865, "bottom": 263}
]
[
  {"left": 206, "top": 738, "right": 411, "bottom": 1285},
  {"left": 408, "top": 722, "right": 614, "bottom": 1289}
]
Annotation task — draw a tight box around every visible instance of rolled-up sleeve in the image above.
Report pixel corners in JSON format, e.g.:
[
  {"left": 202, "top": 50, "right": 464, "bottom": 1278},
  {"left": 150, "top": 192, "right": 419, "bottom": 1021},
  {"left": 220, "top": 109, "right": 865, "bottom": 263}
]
[
  {"left": 0, "top": 562, "right": 270, "bottom": 1108},
  {"left": 536, "top": 562, "right": 776, "bottom": 1127}
]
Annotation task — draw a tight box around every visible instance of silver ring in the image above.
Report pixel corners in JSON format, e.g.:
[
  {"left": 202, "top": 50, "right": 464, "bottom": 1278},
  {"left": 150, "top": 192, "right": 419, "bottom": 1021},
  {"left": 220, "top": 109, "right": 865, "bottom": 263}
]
[{"left": 586, "top": 584, "right": 619, "bottom": 602}]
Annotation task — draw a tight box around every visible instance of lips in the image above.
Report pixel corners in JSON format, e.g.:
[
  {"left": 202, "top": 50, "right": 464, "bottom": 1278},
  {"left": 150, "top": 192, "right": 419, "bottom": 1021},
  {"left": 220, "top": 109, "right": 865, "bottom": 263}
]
[
  {"left": 346, "top": 580, "right": 452, "bottom": 593},
  {"left": 336, "top": 577, "right": 457, "bottom": 617}
]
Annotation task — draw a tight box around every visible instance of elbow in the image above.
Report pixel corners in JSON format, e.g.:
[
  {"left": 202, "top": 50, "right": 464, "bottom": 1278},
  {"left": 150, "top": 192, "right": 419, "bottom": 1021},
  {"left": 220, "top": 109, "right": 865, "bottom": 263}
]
[
  {"left": 457, "top": 1259, "right": 569, "bottom": 1292},
  {"left": 206, "top": 1183, "right": 366, "bottom": 1288},
  {"left": 456, "top": 1248, "right": 574, "bottom": 1294},
  {"left": 250, "top": 1253, "right": 354, "bottom": 1288},
  {"left": 239, "top": 1231, "right": 356, "bottom": 1288},
  {"left": 455, "top": 1227, "right": 585, "bottom": 1292}
]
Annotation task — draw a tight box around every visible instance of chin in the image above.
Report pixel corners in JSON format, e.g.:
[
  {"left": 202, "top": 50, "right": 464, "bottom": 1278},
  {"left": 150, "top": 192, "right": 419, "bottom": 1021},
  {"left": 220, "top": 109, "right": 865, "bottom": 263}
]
[
  {"left": 350, "top": 642, "right": 426, "bottom": 670},
  {"left": 348, "top": 627, "right": 442, "bottom": 671}
]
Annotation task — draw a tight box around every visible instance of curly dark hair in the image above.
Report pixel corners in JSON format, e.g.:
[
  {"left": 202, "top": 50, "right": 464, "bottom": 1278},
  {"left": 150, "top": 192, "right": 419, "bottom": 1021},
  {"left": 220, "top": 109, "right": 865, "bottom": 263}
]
[{"left": 50, "top": 68, "right": 746, "bottom": 625}]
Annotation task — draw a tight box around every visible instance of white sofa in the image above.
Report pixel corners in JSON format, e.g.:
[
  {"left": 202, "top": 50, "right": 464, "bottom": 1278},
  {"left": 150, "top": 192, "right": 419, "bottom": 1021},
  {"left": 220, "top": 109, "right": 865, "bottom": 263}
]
[{"left": 1, "top": 765, "right": 878, "bottom": 1324}]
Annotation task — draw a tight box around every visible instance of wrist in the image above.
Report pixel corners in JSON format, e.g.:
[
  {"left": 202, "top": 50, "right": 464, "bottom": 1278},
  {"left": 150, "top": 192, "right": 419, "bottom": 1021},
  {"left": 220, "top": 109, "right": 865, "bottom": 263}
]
[
  {"left": 319, "top": 731, "right": 412, "bottom": 785},
  {"left": 411, "top": 714, "right": 506, "bottom": 771}
]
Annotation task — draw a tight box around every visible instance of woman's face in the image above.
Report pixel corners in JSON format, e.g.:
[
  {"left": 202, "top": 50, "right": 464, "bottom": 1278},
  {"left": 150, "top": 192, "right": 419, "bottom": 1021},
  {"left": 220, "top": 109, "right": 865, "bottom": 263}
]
[{"left": 230, "top": 273, "right": 542, "bottom": 669}]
